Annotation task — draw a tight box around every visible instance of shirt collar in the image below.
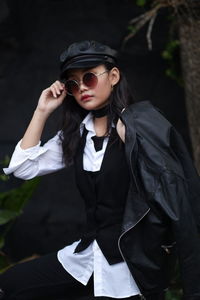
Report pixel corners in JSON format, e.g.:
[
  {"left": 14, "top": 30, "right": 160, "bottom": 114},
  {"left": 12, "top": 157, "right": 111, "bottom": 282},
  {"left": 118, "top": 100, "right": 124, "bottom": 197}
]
[
  {"left": 80, "top": 112, "right": 115, "bottom": 135},
  {"left": 80, "top": 112, "right": 95, "bottom": 134}
]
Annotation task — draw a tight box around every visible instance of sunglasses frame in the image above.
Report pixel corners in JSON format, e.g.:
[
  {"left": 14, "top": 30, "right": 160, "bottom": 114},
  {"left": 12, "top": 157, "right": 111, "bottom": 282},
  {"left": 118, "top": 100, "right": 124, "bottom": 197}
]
[{"left": 65, "top": 70, "right": 109, "bottom": 96}]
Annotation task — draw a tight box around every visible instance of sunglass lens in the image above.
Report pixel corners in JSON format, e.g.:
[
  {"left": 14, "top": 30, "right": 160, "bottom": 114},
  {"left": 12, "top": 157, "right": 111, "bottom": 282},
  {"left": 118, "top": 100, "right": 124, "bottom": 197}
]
[
  {"left": 83, "top": 72, "right": 98, "bottom": 88},
  {"left": 65, "top": 80, "right": 79, "bottom": 95}
]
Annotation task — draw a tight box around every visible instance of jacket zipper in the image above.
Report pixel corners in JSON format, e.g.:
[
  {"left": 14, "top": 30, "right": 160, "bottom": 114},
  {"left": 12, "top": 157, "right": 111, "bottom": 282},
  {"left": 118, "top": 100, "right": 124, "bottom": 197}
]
[{"left": 118, "top": 208, "right": 150, "bottom": 300}]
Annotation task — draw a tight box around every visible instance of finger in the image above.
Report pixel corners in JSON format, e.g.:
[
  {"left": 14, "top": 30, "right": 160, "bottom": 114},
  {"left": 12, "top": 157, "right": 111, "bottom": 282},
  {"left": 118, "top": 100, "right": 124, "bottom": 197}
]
[
  {"left": 56, "top": 80, "right": 65, "bottom": 90},
  {"left": 50, "top": 86, "right": 58, "bottom": 98},
  {"left": 54, "top": 91, "right": 67, "bottom": 105},
  {"left": 52, "top": 83, "right": 61, "bottom": 96},
  {"left": 54, "top": 81, "right": 66, "bottom": 95}
]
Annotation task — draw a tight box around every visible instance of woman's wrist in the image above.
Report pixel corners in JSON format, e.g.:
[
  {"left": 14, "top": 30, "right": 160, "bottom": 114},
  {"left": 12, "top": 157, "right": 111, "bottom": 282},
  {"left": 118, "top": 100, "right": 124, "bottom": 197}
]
[
  {"left": 20, "top": 110, "right": 48, "bottom": 150},
  {"left": 34, "top": 107, "right": 51, "bottom": 121}
]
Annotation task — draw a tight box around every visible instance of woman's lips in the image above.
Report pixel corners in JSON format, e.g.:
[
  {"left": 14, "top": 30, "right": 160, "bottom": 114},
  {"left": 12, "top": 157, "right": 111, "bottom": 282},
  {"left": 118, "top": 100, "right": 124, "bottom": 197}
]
[{"left": 81, "top": 95, "right": 92, "bottom": 101}]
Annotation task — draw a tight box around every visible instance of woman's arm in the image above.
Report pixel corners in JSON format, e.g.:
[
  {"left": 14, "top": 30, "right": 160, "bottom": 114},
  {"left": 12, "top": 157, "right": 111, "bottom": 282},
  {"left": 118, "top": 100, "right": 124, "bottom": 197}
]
[
  {"left": 20, "top": 80, "right": 66, "bottom": 149},
  {"left": 3, "top": 81, "right": 67, "bottom": 179}
]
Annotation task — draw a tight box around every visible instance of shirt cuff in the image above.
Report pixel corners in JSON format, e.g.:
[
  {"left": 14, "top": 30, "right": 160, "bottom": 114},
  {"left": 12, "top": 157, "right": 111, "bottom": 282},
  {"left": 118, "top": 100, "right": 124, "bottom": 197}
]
[{"left": 3, "top": 140, "right": 48, "bottom": 175}]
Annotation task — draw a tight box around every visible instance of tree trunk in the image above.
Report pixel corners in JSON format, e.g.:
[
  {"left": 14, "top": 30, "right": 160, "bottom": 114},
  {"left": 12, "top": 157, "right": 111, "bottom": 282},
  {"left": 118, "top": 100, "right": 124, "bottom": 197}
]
[{"left": 179, "top": 18, "right": 200, "bottom": 174}]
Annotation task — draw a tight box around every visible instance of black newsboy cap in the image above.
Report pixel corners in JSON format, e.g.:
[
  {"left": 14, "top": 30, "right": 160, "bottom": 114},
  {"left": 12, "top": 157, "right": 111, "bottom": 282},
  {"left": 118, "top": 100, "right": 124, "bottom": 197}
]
[{"left": 59, "top": 40, "right": 118, "bottom": 78}]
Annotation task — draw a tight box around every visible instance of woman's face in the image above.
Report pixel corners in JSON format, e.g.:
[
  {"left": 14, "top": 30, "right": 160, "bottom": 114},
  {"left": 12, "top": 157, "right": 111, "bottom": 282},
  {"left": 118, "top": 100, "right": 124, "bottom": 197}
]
[{"left": 66, "top": 64, "right": 120, "bottom": 111}]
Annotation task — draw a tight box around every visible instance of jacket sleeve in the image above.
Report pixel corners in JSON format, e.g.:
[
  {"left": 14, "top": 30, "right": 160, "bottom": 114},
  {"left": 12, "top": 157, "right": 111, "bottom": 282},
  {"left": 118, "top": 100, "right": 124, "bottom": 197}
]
[
  {"left": 155, "top": 169, "right": 200, "bottom": 299},
  {"left": 170, "top": 127, "right": 200, "bottom": 233}
]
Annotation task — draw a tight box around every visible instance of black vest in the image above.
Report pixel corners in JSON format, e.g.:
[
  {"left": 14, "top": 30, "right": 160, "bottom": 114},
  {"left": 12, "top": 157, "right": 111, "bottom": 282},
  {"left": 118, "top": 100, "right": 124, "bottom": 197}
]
[{"left": 74, "top": 128, "right": 130, "bottom": 265}]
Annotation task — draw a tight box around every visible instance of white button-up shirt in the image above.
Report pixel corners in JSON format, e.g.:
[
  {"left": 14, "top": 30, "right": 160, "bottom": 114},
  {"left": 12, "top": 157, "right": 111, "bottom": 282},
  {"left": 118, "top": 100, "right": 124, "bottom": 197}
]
[{"left": 3, "top": 113, "right": 140, "bottom": 298}]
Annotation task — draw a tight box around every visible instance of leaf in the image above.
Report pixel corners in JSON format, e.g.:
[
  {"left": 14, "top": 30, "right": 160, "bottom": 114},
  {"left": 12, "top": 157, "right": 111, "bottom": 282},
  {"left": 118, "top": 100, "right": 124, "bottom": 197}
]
[
  {"left": 136, "top": 0, "right": 147, "bottom": 7},
  {"left": 0, "top": 253, "right": 11, "bottom": 272},
  {"left": 0, "top": 155, "right": 10, "bottom": 167},
  {"left": 162, "top": 50, "right": 172, "bottom": 60},
  {"left": 0, "top": 177, "right": 41, "bottom": 253},
  {"left": 0, "top": 174, "right": 9, "bottom": 182},
  {"left": 0, "top": 177, "right": 41, "bottom": 212},
  {"left": 0, "top": 209, "right": 19, "bottom": 225},
  {"left": 127, "top": 25, "right": 137, "bottom": 33}
]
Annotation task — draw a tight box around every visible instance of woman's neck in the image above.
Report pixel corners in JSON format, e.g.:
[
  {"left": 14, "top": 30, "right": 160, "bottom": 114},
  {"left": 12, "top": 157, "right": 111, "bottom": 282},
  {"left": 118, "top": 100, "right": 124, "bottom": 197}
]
[
  {"left": 91, "top": 104, "right": 110, "bottom": 137},
  {"left": 93, "top": 116, "right": 108, "bottom": 137},
  {"left": 91, "top": 104, "right": 110, "bottom": 118}
]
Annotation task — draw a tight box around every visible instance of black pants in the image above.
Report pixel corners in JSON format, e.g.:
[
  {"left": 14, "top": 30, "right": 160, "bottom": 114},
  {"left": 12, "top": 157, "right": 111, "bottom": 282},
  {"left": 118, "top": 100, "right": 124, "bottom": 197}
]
[{"left": 0, "top": 252, "right": 157, "bottom": 300}]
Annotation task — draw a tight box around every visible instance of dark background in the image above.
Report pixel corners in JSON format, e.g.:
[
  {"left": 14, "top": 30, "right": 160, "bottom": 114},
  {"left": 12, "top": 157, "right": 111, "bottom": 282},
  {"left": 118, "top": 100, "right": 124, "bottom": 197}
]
[{"left": 0, "top": 0, "right": 190, "bottom": 261}]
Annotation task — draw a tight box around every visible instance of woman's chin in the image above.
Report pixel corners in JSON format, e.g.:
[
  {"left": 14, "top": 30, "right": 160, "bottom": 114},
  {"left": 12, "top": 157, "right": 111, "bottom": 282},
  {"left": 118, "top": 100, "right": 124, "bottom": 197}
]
[{"left": 79, "top": 100, "right": 109, "bottom": 111}]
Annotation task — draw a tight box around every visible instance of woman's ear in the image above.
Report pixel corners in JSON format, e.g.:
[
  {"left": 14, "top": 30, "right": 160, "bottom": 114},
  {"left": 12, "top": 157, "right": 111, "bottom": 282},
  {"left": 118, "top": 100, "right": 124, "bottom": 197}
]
[{"left": 109, "top": 67, "right": 120, "bottom": 87}]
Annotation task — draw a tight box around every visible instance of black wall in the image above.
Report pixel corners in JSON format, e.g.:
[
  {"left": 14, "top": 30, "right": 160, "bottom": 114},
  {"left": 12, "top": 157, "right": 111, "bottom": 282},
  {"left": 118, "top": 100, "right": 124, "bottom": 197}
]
[{"left": 0, "top": 0, "right": 190, "bottom": 261}]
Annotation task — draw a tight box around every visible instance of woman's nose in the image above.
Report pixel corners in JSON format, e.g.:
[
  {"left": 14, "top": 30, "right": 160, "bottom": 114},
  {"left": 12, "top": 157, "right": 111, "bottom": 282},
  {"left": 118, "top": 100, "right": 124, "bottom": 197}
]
[{"left": 79, "top": 80, "right": 88, "bottom": 93}]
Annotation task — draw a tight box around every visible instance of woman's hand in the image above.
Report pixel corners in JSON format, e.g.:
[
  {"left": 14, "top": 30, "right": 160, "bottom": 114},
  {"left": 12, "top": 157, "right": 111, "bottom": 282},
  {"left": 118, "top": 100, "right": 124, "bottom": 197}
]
[
  {"left": 20, "top": 81, "right": 67, "bottom": 150},
  {"left": 36, "top": 80, "right": 67, "bottom": 116}
]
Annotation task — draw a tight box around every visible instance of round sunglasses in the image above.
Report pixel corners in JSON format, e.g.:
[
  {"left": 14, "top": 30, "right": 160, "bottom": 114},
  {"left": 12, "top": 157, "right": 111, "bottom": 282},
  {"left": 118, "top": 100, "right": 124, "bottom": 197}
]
[{"left": 65, "top": 70, "right": 108, "bottom": 96}]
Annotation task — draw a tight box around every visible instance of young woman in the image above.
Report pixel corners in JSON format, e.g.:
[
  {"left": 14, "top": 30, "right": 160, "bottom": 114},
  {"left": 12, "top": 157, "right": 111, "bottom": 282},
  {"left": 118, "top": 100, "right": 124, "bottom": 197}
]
[{"left": 1, "top": 40, "right": 200, "bottom": 300}]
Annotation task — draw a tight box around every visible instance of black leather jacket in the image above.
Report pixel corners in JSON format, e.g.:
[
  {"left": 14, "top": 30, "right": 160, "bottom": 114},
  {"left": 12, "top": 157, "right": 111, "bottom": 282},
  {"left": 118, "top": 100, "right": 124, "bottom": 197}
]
[{"left": 118, "top": 101, "right": 200, "bottom": 300}]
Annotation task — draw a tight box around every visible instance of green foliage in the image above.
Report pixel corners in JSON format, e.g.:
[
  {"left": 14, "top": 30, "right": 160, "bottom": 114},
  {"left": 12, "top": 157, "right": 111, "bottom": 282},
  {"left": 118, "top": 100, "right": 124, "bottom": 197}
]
[
  {"left": 162, "top": 39, "right": 180, "bottom": 60},
  {"left": 127, "top": 25, "right": 137, "bottom": 34},
  {"left": 0, "top": 177, "right": 40, "bottom": 248},
  {"left": 1, "top": 156, "right": 10, "bottom": 167},
  {"left": 164, "top": 258, "right": 182, "bottom": 299},
  {"left": 0, "top": 252, "right": 11, "bottom": 272},
  {"left": 0, "top": 174, "right": 9, "bottom": 182},
  {"left": 166, "top": 289, "right": 182, "bottom": 300},
  {"left": 0, "top": 157, "right": 40, "bottom": 271},
  {"left": 129, "top": 2, "right": 184, "bottom": 86},
  {"left": 136, "top": 0, "right": 148, "bottom": 7},
  {"left": 0, "top": 178, "right": 40, "bottom": 225},
  {"left": 0, "top": 156, "right": 10, "bottom": 182},
  {"left": 162, "top": 39, "right": 183, "bottom": 86}
]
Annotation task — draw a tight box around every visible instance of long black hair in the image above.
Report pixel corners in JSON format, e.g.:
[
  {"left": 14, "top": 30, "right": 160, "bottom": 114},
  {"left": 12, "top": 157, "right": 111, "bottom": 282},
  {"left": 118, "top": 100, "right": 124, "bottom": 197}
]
[{"left": 59, "top": 62, "right": 135, "bottom": 166}]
